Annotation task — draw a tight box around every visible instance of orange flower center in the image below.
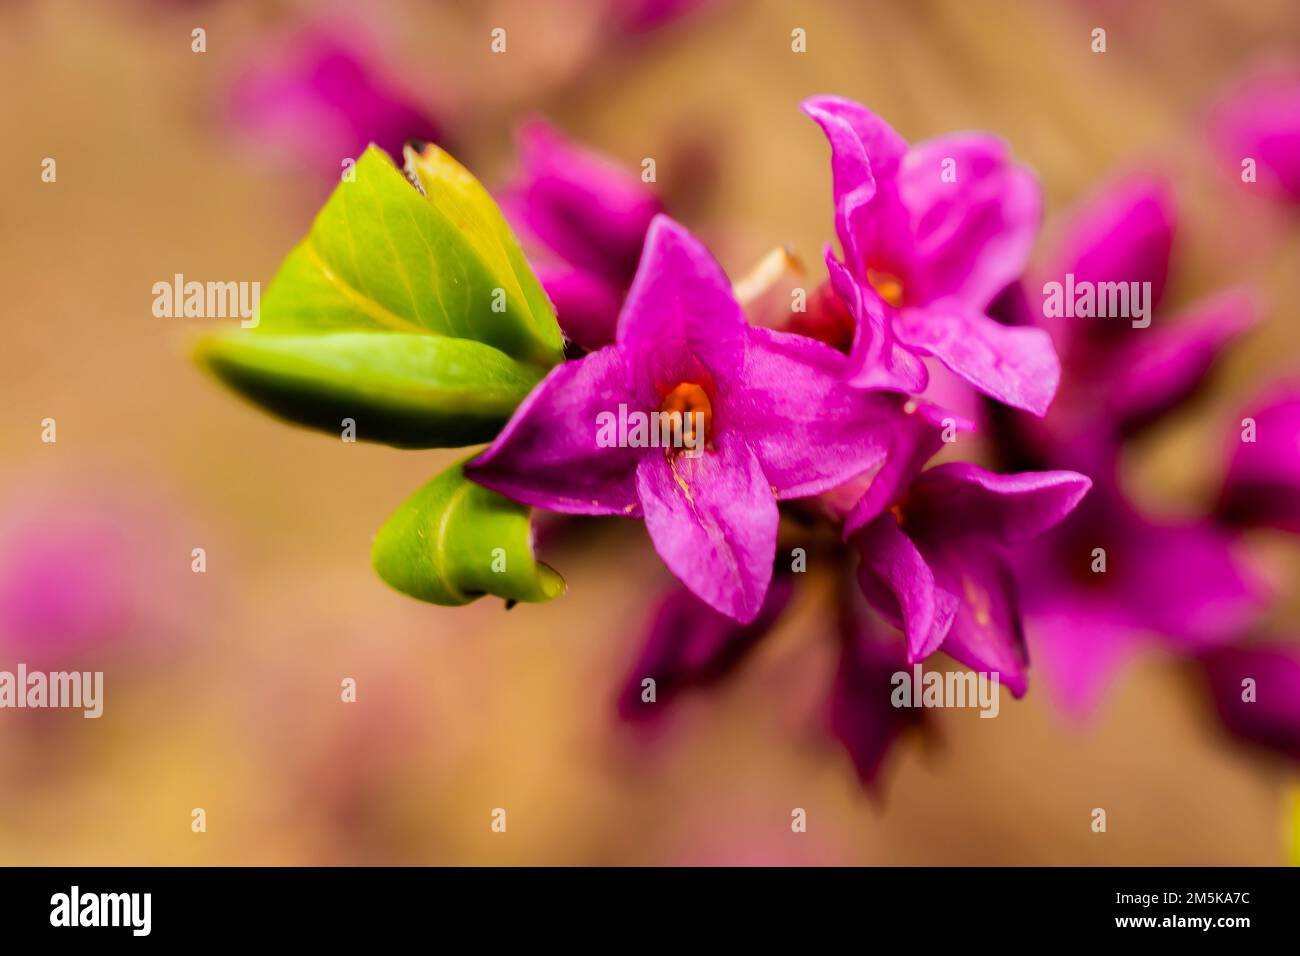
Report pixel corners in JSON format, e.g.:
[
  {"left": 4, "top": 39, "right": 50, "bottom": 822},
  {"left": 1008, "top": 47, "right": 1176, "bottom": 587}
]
[
  {"left": 868, "top": 269, "right": 905, "bottom": 308},
  {"left": 660, "top": 382, "right": 712, "bottom": 451}
]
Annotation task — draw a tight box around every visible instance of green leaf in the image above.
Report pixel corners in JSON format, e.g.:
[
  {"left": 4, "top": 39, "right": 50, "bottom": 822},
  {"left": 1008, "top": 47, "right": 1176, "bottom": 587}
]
[
  {"left": 198, "top": 143, "right": 565, "bottom": 447},
  {"left": 402, "top": 141, "right": 561, "bottom": 357},
  {"left": 196, "top": 331, "right": 547, "bottom": 448},
  {"left": 254, "top": 145, "right": 563, "bottom": 365},
  {"left": 372, "top": 458, "right": 565, "bottom": 607}
]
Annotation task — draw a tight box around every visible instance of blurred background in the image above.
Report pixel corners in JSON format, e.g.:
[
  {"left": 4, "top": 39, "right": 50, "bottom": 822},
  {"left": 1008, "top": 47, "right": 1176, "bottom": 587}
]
[{"left": 1, "top": 0, "right": 1298, "bottom": 864}]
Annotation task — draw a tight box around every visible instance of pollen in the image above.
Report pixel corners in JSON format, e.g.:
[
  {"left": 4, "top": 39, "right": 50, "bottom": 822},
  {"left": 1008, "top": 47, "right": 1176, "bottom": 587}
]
[
  {"left": 868, "top": 269, "right": 905, "bottom": 309},
  {"left": 660, "top": 382, "right": 712, "bottom": 451}
]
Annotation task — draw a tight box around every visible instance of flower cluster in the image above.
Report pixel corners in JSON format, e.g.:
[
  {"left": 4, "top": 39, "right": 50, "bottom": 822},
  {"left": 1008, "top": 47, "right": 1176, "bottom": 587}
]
[
  {"left": 202, "top": 77, "right": 1300, "bottom": 791},
  {"left": 488, "top": 90, "right": 1300, "bottom": 785},
  {"left": 474, "top": 97, "right": 1097, "bottom": 784}
]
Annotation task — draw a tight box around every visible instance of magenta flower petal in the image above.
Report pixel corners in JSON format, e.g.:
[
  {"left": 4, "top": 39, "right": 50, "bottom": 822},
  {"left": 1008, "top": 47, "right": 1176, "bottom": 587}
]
[
  {"left": 616, "top": 216, "right": 747, "bottom": 405},
  {"left": 617, "top": 573, "right": 794, "bottom": 722},
  {"left": 636, "top": 432, "right": 778, "bottom": 623},
  {"left": 1015, "top": 478, "right": 1263, "bottom": 717},
  {"left": 845, "top": 448, "right": 1086, "bottom": 693},
  {"left": 466, "top": 348, "right": 641, "bottom": 516},
  {"left": 854, "top": 515, "right": 957, "bottom": 662},
  {"left": 229, "top": 25, "right": 442, "bottom": 181},
  {"left": 826, "top": 253, "right": 929, "bottom": 393},
  {"left": 919, "top": 542, "right": 1029, "bottom": 696},
  {"left": 1200, "top": 642, "right": 1300, "bottom": 762},
  {"left": 501, "top": 119, "right": 663, "bottom": 350},
  {"left": 1103, "top": 289, "right": 1257, "bottom": 434},
  {"left": 802, "top": 95, "right": 910, "bottom": 180},
  {"left": 801, "top": 96, "right": 913, "bottom": 275},
  {"left": 904, "top": 463, "right": 1092, "bottom": 545},
  {"left": 1208, "top": 66, "right": 1300, "bottom": 205},
  {"left": 1046, "top": 175, "right": 1177, "bottom": 316},
  {"left": 847, "top": 464, "right": 1090, "bottom": 694},
  {"left": 1027, "top": 606, "right": 1146, "bottom": 718},
  {"left": 800, "top": 99, "right": 882, "bottom": 271},
  {"left": 1127, "top": 520, "right": 1260, "bottom": 640},
  {"left": 841, "top": 400, "right": 963, "bottom": 536},
  {"left": 1051, "top": 487, "right": 1261, "bottom": 644},
  {"left": 1219, "top": 385, "right": 1300, "bottom": 533},
  {"left": 529, "top": 261, "right": 628, "bottom": 353},
  {"left": 899, "top": 133, "right": 1042, "bottom": 310},
  {"left": 894, "top": 304, "right": 1061, "bottom": 416},
  {"left": 730, "top": 326, "right": 909, "bottom": 498},
  {"left": 506, "top": 118, "right": 663, "bottom": 286},
  {"left": 829, "top": 599, "right": 923, "bottom": 789}
]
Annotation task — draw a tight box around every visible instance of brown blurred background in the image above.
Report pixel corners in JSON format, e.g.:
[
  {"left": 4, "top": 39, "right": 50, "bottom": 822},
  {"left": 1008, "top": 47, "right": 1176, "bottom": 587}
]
[{"left": 1, "top": 0, "right": 1298, "bottom": 864}]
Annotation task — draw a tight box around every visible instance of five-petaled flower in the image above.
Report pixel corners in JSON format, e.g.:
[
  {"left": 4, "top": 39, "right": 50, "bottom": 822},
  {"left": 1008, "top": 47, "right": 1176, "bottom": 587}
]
[{"left": 467, "top": 214, "right": 916, "bottom": 623}]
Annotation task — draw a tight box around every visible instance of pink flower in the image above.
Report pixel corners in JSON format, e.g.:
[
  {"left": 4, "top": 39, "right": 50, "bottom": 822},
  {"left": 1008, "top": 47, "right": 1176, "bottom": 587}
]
[
  {"left": 230, "top": 25, "right": 443, "bottom": 181},
  {"left": 467, "top": 216, "right": 913, "bottom": 622},
  {"left": 846, "top": 447, "right": 1090, "bottom": 698},
  {"left": 1208, "top": 65, "right": 1300, "bottom": 205},
  {"left": 803, "top": 95, "right": 1059, "bottom": 415}
]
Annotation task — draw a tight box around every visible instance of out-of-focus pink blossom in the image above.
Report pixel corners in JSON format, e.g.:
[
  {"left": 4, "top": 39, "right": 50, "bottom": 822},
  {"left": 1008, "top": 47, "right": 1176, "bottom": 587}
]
[
  {"left": 1200, "top": 642, "right": 1300, "bottom": 762},
  {"left": 1208, "top": 65, "right": 1300, "bottom": 205},
  {"left": 616, "top": 571, "right": 793, "bottom": 723},
  {"left": 0, "top": 519, "right": 134, "bottom": 668},
  {"left": 1218, "top": 384, "right": 1300, "bottom": 534},
  {"left": 608, "top": 0, "right": 716, "bottom": 34},
  {"left": 828, "top": 597, "right": 924, "bottom": 790},
  {"left": 986, "top": 175, "right": 1262, "bottom": 716},
  {"left": 229, "top": 25, "right": 443, "bottom": 181},
  {"left": 500, "top": 119, "right": 663, "bottom": 351}
]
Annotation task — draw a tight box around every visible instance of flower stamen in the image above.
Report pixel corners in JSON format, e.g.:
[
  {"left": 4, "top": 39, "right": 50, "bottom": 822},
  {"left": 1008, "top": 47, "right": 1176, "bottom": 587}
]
[
  {"left": 660, "top": 382, "right": 712, "bottom": 453},
  {"left": 868, "top": 269, "right": 905, "bottom": 308}
]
